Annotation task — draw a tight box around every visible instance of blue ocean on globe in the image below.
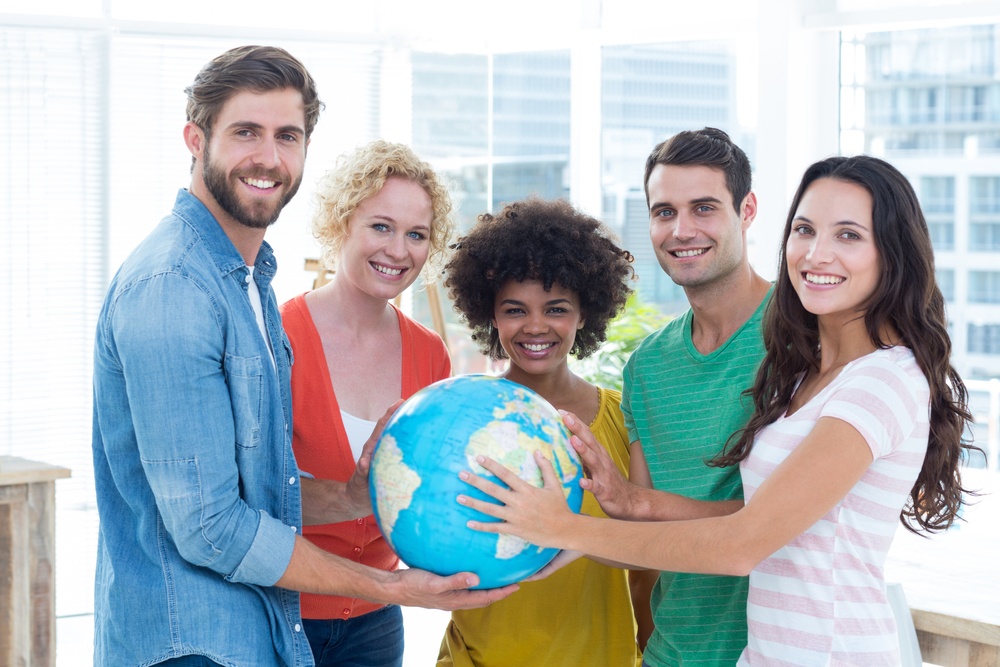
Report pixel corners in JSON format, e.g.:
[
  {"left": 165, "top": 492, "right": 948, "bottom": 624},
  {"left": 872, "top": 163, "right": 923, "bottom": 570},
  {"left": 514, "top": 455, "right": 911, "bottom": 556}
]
[{"left": 369, "top": 374, "right": 584, "bottom": 589}]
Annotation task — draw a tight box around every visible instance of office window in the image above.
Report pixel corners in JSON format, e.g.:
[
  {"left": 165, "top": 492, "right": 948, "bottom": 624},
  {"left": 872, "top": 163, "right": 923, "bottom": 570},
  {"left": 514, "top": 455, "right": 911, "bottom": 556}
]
[
  {"left": 411, "top": 50, "right": 571, "bottom": 224},
  {"left": 493, "top": 52, "right": 571, "bottom": 158},
  {"left": 601, "top": 41, "right": 741, "bottom": 312},
  {"left": 492, "top": 51, "right": 571, "bottom": 208}
]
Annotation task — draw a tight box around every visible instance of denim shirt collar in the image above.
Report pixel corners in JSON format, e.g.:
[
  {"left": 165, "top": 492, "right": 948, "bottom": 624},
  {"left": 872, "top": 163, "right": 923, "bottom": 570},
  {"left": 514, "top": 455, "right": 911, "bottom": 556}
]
[{"left": 171, "top": 189, "right": 278, "bottom": 285}]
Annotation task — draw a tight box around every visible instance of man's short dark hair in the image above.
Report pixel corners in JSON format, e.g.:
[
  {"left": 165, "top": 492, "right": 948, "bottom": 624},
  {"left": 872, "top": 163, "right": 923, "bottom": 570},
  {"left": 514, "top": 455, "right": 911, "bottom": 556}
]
[
  {"left": 185, "top": 45, "right": 323, "bottom": 140},
  {"left": 643, "top": 127, "right": 752, "bottom": 212}
]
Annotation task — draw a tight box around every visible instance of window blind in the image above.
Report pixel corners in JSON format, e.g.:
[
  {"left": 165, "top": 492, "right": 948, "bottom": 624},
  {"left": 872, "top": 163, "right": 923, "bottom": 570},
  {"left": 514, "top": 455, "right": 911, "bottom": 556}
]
[{"left": 0, "top": 27, "right": 107, "bottom": 510}]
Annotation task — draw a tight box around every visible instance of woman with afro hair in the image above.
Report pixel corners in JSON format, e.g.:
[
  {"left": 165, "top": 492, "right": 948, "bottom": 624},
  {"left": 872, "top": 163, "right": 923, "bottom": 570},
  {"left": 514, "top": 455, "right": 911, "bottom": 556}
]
[{"left": 438, "top": 197, "right": 654, "bottom": 666}]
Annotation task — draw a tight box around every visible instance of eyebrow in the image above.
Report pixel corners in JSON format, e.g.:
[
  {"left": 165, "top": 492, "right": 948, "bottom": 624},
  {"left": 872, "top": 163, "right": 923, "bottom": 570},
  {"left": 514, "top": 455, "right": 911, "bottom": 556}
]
[
  {"left": 225, "top": 121, "right": 305, "bottom": 136},
  {"left": 367, "top": 214, "right": 430, "bottom": 230},
  {"left": 650, "top": 195, "right": 724, "bottom": 209},
  {"left": 499, "top": 297, "right": 573, "bottom": 306},
  {"left": 794, "top": 214, "right": 870, "bottom": 231}
]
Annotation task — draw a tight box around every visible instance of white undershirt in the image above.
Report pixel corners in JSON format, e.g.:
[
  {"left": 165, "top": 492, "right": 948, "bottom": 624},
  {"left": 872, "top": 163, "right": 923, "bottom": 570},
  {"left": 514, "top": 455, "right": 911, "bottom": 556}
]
[
  {"left": 340, "top": 410, "right": 377, "bottom": 460},
  {"left": 246, "top": 266, "right": 275, "bottom": 370}
]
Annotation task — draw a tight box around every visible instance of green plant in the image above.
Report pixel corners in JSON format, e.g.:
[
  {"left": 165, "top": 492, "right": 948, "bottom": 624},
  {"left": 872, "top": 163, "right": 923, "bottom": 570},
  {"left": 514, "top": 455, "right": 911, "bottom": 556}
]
[{"left": 571, "top": 294, "right": 674, "bottom": 391}]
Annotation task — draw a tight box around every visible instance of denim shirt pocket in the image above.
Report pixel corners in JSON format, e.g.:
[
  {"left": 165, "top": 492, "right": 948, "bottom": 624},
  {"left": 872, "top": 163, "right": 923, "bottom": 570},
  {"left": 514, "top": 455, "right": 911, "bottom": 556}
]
[{"left": 225, "top": 353, "right": 263, "bottom": 449}]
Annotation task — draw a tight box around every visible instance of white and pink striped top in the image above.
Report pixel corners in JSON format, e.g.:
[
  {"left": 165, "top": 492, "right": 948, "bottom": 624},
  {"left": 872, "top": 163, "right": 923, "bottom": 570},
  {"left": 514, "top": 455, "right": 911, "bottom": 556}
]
[{"left": 737, "top": 346, "right": 930, "bottom": 666}]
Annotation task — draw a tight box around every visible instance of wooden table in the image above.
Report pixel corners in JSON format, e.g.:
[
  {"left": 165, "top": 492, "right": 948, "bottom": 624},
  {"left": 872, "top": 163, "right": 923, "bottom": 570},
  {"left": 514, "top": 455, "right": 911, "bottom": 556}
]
[
  {"left": 886, "top": 468, "right": 1000, "bottom": 667},
  {"left": 0, "top": 456, "right": 71, "bottom": 667}
]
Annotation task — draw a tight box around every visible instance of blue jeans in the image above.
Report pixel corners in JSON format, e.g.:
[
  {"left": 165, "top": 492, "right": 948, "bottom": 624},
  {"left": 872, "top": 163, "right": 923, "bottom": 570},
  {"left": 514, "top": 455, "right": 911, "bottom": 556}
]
[
  {"left": 157, "top": 657, "right": 223, "bottom": 666},
  {"left": 304, "top": 604, "right": 405, "bottom": 667}
]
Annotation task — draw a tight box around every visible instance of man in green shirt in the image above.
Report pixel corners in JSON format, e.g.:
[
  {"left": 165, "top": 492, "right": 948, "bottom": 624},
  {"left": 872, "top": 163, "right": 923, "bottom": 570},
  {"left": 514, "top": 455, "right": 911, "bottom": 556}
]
[{"left": 617, "top": 128, "right": 772, "bottom": 665}]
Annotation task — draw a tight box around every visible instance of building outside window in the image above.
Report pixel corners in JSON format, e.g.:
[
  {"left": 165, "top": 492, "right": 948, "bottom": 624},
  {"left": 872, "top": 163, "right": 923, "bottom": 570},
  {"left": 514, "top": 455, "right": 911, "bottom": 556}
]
[
  {"left": 970, "top": 176, "right": 1000, "bottom": 251},
  {"left": 968, "top": 323, "right": 1000, "bottom": 354},
  {"left": 842, "top": 23, "right": 1000, "bottom": 374},
  {"left": 969, "top": 271, "right": 1000, "bottom": 304},
  {"left": 921, "top": 176, "right": 956, "bottom": 251},
  {"left": 938, "top": 268, "right": 956, "bottom": 302}
]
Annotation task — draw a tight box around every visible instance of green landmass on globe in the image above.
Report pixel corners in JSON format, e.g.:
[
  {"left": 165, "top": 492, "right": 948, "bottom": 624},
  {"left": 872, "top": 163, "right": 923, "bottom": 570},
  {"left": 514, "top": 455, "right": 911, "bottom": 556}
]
[{"left": 369, "top": 374, "right": 585, "bottom": 589}]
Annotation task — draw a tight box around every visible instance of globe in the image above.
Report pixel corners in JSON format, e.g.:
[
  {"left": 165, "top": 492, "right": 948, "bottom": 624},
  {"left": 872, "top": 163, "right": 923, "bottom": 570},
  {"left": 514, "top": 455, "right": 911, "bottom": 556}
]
[{"left": 369, "top": 374, "right": 585, "bottom": 589}]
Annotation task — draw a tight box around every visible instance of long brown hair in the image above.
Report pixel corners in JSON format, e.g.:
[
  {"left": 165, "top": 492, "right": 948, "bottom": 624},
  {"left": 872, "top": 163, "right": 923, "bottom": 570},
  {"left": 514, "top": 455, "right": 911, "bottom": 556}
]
[{"left": 714, "top": 155, "right": 977, "bottom": 534}]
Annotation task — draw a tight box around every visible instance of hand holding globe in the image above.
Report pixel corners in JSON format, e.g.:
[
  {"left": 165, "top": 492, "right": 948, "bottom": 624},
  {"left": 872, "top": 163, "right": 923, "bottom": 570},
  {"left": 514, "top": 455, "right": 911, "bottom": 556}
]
[
  {"left": 457, "top": 448, "right": 587, "bottom": 550},
  {"left": 369, "top": 375, "right": 585, "bottom": 589}
]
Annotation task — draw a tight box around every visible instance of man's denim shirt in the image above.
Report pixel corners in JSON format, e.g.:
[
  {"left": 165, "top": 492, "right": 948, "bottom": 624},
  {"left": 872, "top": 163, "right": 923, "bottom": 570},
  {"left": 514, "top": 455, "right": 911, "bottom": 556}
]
[{"left": 92, "top": 190, "right": 312, "bottom": 666}]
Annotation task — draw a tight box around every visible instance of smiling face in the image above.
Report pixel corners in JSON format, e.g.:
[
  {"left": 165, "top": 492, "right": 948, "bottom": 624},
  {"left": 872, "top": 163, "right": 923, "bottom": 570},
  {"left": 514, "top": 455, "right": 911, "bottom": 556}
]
[
  {"left": 337, "top": 176, "right": 433, "bottom": 300},
  {"left": 785, "top": 177, "right": 880, "bottom": 324},
  {"left": 491, "top": 279, "right": 584, "bottom": 379},
  {"left": 647, "top": 163, "right": 755, "bottom": 291},
  {"left": 188, "top": 87, "right": 308, "bottom": 230}
]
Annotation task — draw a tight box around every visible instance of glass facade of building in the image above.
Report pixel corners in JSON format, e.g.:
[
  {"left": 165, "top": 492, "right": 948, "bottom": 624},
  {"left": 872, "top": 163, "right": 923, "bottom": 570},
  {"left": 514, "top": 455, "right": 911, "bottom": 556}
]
[{"left": 844, "top": 24, "right": 1000, "bottom": 377}]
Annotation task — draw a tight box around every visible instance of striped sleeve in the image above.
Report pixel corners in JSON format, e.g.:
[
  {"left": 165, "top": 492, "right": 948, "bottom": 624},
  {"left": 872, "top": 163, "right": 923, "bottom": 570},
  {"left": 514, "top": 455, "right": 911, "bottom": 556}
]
[{"left": 818, "top": 356, "right": 925, "bottom": 460}]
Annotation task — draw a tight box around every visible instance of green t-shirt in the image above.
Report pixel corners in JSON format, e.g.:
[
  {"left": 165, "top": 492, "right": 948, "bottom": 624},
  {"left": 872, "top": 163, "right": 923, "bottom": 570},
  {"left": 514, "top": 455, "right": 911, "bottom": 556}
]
[{"left": 621, "top": 293, "right": 769, "bottom": 667}]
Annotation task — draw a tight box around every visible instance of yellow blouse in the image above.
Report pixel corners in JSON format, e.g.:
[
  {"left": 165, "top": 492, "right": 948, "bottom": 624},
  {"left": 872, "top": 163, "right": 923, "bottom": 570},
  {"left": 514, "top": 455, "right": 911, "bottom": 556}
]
[{"left": 437, "top": 387, "right": 642, "bottom": 667}]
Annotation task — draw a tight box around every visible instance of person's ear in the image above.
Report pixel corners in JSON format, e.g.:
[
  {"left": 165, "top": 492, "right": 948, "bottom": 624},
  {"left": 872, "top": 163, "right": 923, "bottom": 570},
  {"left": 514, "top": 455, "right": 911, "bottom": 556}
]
[
  {"left": 740, "top": 191, "right": 758, "bottom": 231},
  {"left": 183, "top": 122, "right": 206, "bottom": 160}
]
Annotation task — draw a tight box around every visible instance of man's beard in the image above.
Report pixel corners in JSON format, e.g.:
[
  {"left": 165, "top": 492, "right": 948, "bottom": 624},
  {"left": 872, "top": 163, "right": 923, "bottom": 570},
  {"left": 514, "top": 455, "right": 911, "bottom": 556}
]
[{"left": 202, "top": 142, "right": 302, "bottom": 230}]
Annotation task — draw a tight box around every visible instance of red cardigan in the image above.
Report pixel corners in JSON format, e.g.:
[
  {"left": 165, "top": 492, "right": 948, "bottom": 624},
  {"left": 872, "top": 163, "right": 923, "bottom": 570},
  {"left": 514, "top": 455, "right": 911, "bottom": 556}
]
[{"left": 280, "top": 293, "right": 451, "bottom": 620}]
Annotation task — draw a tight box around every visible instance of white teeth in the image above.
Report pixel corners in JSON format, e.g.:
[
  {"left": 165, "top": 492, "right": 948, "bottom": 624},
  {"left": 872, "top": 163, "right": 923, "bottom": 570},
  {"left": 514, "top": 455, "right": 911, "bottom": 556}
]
[
  {"left": 522, "top": 343, "right": 553, "bottom": 352},
  {"left": 673, "top": 248, "right": 707, "bottom": 258},
  {"left": 805, "top": 273, "right": 845, "bottom": 285},
  {"left": 374, "top": 264, "right": 403, "bottom": 276},
  {"left": 243, "top": 178, "right": 276, "bottom": 189}
]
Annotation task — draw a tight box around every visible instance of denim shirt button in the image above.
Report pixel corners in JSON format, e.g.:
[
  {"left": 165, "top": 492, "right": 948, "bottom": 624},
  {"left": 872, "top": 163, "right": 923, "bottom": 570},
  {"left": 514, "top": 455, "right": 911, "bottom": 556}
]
[
  {"left": 288, "top": 476, "right": 296, "bottom": 485},
  {"left": 293, "top": 623, "right": 301, "bottom": 633},
  {"left": 290, "top": 525, "right": 297, "bottom": 533},
  {"left": 244, "top": 273, "right": 251, "bottom": 284}
]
